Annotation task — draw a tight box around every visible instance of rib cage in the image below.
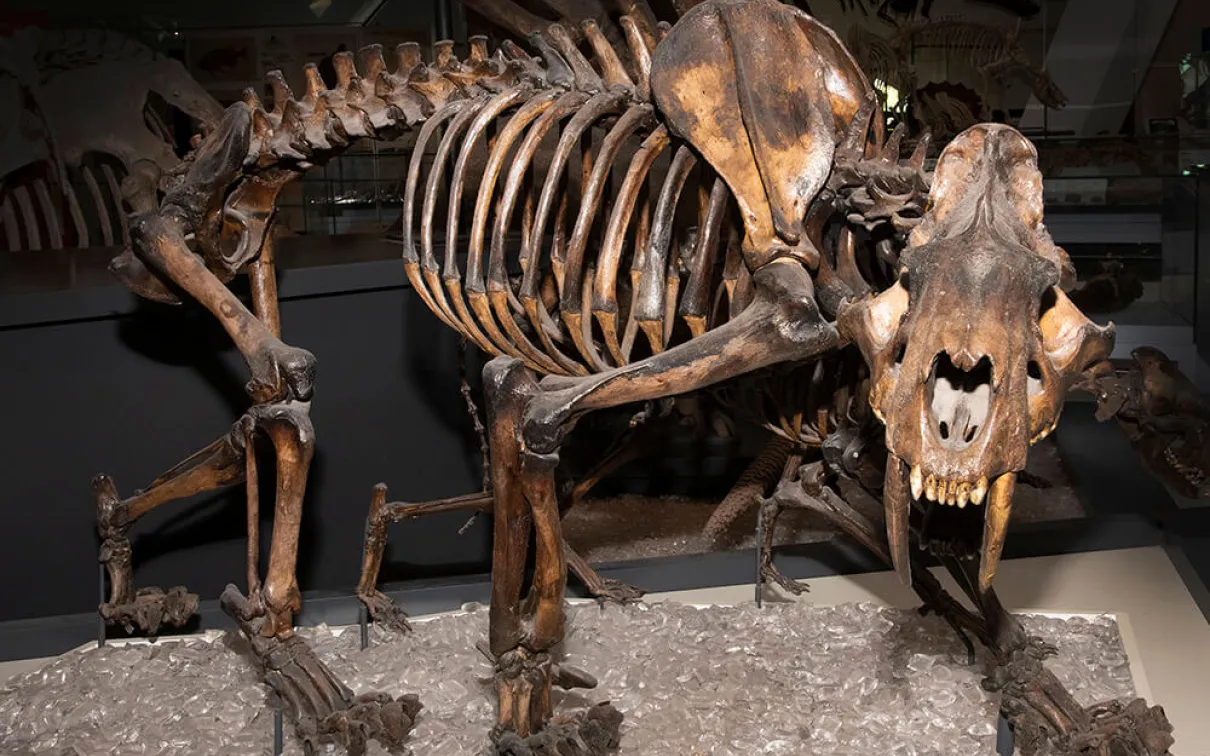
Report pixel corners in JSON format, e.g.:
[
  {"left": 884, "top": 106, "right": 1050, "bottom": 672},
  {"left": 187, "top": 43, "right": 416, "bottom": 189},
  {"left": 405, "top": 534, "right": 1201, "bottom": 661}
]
[
  {"left": 0, "top": 155, "right": 131, "bottom": 251},
  {"left": 394, "top": 24, "right": 749, "bottom": 378}
]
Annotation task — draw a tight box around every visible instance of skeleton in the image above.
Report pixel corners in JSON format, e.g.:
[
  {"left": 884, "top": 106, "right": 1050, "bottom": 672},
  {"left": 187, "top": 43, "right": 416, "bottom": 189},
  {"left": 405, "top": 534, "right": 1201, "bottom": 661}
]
[
  {"left": 95, "top": 0, "right": 1184, "bottom": 753},
  {"left": 848, "top": 19, "right": 1067, "bottom": 130},
  {"left": 1078, "top": 347, "right": 1210, "bottom": 499},
  {"left": 0, "top": 28, "right": 221, "bottom": 250}
]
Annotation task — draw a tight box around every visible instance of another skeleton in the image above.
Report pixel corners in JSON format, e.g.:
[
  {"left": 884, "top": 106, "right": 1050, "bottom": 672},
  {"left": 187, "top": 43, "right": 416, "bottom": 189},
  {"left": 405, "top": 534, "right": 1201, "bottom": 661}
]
[
  {"left": 99, "top": 0, "right": 1178, "bottom": 754},
  {"left": 0, "top": 28, "right": 221, "bottom": 250},
  {"left": 848, "top": 19, "right": 1066, "bottom": 133},
  {"left": 1078, "top": 347, "right": 1210, "bottom": 499}
]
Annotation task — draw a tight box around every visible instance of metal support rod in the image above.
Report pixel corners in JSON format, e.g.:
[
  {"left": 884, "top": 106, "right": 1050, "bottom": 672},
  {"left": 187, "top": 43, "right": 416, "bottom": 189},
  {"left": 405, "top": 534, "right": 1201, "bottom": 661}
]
[
  {"left": 359, "top": 604, "right": 369, "bottom": 651},
  {"left": 996, "top": 713, "right": 1014, "bottom": 755},
  {"left": 434, "top": 0, "right": 454, "bottom": 42},
  {"left": 755, "top": 503, "right": 765, "bottom": 609},
  {"left": 274, "top": 699, "right": 284, "bottom": 755},
  {"left": 97, "top": 562, "right": 107, "bottom": 648}
]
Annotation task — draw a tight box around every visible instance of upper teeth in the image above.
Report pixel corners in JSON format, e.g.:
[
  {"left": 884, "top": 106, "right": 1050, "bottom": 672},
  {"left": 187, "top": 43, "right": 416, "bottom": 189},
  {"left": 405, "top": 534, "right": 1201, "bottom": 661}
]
[{"left": 909, "top": 465, "right": 988, "bottom": 508}]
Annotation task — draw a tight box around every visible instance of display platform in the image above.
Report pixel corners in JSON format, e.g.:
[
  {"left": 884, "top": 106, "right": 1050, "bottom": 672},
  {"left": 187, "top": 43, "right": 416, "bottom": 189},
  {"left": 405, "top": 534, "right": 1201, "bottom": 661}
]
[
  {"left": 0, "top": 603, "right": 1130, "bottom": 756},
  {"left": 2, "top": 548, "right": 1207, "bottom": 755}
]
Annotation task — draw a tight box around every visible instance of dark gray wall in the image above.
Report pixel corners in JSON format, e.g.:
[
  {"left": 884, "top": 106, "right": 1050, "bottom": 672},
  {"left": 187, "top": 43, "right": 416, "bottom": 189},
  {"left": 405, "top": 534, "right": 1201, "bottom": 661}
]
[{"left": 1, "top": 260, "right": 492, "bottom": 623}]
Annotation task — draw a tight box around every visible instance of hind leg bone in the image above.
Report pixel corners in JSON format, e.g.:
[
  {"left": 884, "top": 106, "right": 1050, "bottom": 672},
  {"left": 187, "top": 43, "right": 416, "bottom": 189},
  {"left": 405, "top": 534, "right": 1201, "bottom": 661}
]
[{"left": 483, "top": 260, "right": 838, "bottom": 750}]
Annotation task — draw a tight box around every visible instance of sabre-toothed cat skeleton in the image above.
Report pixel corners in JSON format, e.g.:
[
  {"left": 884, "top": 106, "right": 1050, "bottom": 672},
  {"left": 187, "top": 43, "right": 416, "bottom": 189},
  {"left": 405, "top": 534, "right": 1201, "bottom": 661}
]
[{"left": 95, "top": 0, "right": 1187, "bottom": 754}]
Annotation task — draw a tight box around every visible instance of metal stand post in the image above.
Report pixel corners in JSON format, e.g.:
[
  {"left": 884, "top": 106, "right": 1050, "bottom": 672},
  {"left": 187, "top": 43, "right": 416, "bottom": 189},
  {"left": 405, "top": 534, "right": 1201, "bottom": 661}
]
[
  {"left": 359, "top": 604, "right": 369, "bottom": 651},
  {"left": 273, "top": 699, "right": 284, "bottom": 755},
  {"left": 97, "top": 562, "right": 107, "bottom": 648},
  {"left": 996, "top": 713, "right": 1014, "bottom": 755},
  {"left": 755, "top": 503, "right": 765, "bottom": 609}
]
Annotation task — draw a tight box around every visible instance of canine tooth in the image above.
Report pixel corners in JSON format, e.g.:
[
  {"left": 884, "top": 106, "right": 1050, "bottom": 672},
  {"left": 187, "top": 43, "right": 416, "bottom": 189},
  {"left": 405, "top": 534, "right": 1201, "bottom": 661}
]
[
  {"left": 978, "top": 472, "right": 1017, "bottom": 593},
  {"left": 957, "top": 482, "right": 970, "bottom": 508},
  {"left": 925, "top": 474, "right": 937, "bottom": 501},
  {"left": 885, "top": 456, "right": 911, "bottom": 585},
  {"left": 971, "top": 476, "right": 988, "bottom": 505},
  {"left": 910, "top": 465, "right": 924, "bottom": 500}
]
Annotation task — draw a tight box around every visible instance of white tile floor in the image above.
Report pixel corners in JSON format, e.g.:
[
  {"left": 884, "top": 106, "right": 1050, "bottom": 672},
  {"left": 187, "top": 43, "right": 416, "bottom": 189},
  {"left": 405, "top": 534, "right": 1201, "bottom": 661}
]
[{"left": 3, "top": 547, "right": 1208, "bottom": 755}]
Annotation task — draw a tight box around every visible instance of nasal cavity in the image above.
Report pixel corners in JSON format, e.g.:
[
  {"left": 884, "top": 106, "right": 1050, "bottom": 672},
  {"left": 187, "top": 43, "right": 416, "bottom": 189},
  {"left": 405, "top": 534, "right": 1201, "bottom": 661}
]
[{"left": 928, "top": 353, "right": 993, "bottom": 450}]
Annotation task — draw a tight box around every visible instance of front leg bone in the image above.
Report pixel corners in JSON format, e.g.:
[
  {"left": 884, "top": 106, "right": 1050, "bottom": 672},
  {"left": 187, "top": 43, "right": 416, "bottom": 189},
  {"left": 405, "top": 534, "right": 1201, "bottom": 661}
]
[
  {"left": 94, "top": 422, "right": 249, "bottom": 635},
  {"left": 128, "top": 211, "right": 315, "bottom": 405}
]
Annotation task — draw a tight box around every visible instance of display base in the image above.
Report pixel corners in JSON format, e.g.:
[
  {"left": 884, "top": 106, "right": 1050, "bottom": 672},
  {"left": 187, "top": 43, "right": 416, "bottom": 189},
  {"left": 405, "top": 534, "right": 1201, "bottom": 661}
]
[{"left": 0, "top": 601, "right": 1134, "bottom": 755}]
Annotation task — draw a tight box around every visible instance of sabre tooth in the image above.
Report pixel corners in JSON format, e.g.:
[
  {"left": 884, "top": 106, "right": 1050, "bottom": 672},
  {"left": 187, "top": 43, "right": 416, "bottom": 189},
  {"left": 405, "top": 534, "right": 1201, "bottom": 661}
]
[
  {"left": 978, "top": 473, "right": 1017, "bottom": 594},
  {"left": 885, "top": 456, "right": 912, "bottom": 585},
  {"left": 909, "top": 465, "right": 923, "bottom": 500},
  {"left": 971, "top": 476, "right": 988, "bottom": 506},
  {"left": 925, "top": 474, "right": 937, "bottom": 502},
  {"left": 956, "top": 482, "right": 970, "bottom": 508}
]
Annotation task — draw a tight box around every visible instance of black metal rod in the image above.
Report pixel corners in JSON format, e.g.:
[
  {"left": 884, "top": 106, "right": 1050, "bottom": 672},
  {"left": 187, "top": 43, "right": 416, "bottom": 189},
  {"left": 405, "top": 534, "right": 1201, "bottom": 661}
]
[
  {"left": 434, "top": 0, "right": 453, "bottom": 41},
  {"left": 274, "top": 700, "right": 284, "bottom": 755},
  {"left": 359, "top": 604, "right": 369, "bottom": 650},
  {"left": 755, "top": 504, "right": 765, "bottom": 609},
  {"left": 97, "top": 562, "right": 107, "bottom": 648}
]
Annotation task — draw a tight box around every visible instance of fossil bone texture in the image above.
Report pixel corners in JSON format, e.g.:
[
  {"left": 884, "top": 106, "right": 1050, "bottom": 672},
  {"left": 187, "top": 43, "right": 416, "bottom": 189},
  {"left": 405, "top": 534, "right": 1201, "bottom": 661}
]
[{"left": 97, "top": 0, "right": 1182, "bottom": 754}]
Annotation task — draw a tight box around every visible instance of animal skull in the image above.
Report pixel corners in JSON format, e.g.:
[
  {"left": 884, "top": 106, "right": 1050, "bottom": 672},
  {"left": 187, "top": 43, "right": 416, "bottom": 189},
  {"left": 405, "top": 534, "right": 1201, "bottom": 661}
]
[{"left": 838, "top": 124, "right": 1113, "bottom": 592}]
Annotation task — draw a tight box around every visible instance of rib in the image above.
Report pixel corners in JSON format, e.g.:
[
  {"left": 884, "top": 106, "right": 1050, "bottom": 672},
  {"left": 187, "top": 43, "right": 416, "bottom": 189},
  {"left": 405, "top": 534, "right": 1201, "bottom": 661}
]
[
  {"left": 0, "top": 195, "right": 19, "bottom": 250},
  {"left": 401, "top": 100, "right": 473, "bottom": 335},
  {"left": 633, "top": 144, "right": 697, "bottom": 354},
  {"left": 13, "top": 185, "right": 41, "bottom": 251},
  {"left": 478, "top": 90, "right": 597, "bottom": 374},
  {"left": 465, "top": 89, "right": 567, "bottom": 297},
  {"left": 33, "top": 179, "right": 64, "bottom": 250},
  {"left": 531, "top": 104, "right": 653, "bottom": 368},
  {"left": 836, "top": 227, "right": 872, "bottom": 296},
  {"left": 590, "top": 124, "right": 667, "bottom": 365},
  {"left": 100, "top": 164, "right": 128, "bottom": 243},
  {"left": 592, "top": 124, "right": 669, "bottom": 365},
  {"left": 526, "top": 91, "right": 627, "bottom": 292},
  {"left": 442, "top": 86, "right": 535, "bottom": 361},
  {"left": 679, "top": 175, "right": 729, "bottom": 339},
  {"left": 63, "top": 180, "right": 89, "bottom": 248}
]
